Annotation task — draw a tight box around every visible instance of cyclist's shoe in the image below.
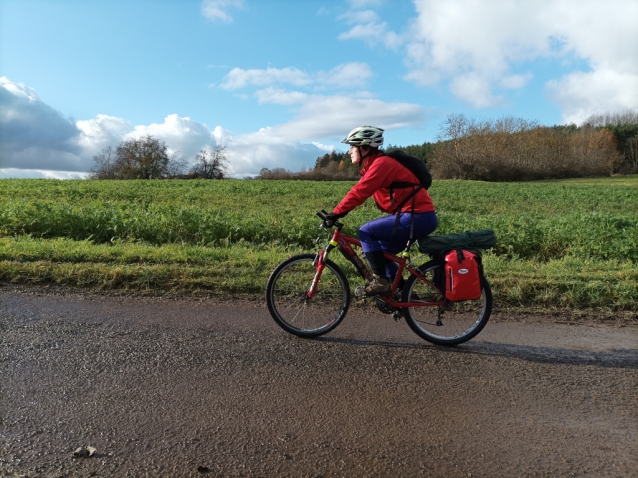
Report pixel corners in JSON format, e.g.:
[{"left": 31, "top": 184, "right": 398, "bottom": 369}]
[
  {"left": 354, "top": 285, "right": 368, "bottom": 299},
  {"left": 365, "top": 275, "right": 391, "bottom": 296}
]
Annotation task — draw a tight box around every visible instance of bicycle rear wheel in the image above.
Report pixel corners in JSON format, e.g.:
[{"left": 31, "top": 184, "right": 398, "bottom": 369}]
[
  {"left": 266, "top": 253, "right": 350, "bottom": 338},
  {"left": 402, "top": 261, "right": 492, "bottom": 346}
]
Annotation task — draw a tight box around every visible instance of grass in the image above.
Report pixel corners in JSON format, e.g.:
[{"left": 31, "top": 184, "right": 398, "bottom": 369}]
[
  {"left": 0, "top": 237, "right": 635, "bottom": 310},
  {"left": 0, "top": 176, "right": 636, "bottom": 311}
]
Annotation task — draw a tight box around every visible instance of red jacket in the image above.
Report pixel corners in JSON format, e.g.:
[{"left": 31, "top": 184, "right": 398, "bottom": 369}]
[{"left": 333, "top": 153, "right": 435, "bottom": 216}]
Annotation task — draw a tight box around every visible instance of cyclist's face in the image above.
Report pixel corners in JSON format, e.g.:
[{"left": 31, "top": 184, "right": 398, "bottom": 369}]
[{"left": 349, "top": 145, "right": 361, "bottom": 165}]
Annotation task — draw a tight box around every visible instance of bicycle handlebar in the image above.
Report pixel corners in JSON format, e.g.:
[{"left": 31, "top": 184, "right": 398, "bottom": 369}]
[{"left": 316, "top": 210, "right": 343, "bottom": 230}]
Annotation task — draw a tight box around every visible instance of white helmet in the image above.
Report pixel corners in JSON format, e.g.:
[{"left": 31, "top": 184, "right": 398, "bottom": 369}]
[{"left": 341, "top": 126, "right": 384, "bottom": 148}]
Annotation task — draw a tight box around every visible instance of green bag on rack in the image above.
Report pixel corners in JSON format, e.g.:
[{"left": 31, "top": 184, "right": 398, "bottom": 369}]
[{"left": 417, "top": 229, "right": 497, "bottom": 255}]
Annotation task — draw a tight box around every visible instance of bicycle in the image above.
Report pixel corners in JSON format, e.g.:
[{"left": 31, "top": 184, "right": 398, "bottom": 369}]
[{"left": 266, "top": 211, "right": 493, "bottom": 346}]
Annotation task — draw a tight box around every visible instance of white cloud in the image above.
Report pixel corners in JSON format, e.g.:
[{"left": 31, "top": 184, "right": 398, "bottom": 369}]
[
  {"left": 217, "top": 92, "right": 423, "bottom": 176},
  {"left": 500, "top": 73, "right": 533, "bottom": 90},
  {"left": 0, "top": 78, "right": 227, "bottom": 174},
  {"left": 0, "top": 77, "right": 324, "bottom": 177},
  {"left": 407, "top": 1, "right": 545, "bottom": 79},
  {"left": 0, "top": 77, "right": 39, "bottom": 102},
  {"left": 235, "top": 94, "right": 423, "bottom": 145},
  {"left": 339, "top": 0, "right": 638, "bottom": 117},
  {"left": 0, "top": 147, "right": 88, "bottom": 173},
  {"left": 221, "top": 63, "right": 373, "bottom": 92},
  {"left": 224, "top": 142, "right": 326, "bottom": 177},
  {"left": 76, "top": 114, "right": 132, "bottom": 154},
  {"left": 255, "top": 88, "right": 308, "bottom": 105},
  {"left": 339, "top": 9, "right": 380, "bottom": 24},
  {"left": 316, "top": 62, "right": 373, "bottom": 88},
  {"left": 547, "top": 69, "right": 638, "bottom": 124},
  {"left": 337, "top": 2, "right": 402, "bottom": 49},
  {"left": 0, "top": 76, "right": 84, "bottom": 170},
  {"left": 450, "top": 73, "right": 504, "bottom": 108},
  {"left": 412, "top": 0, "right": 638, "bottom": 113},
  {"left": 338, "top": 20, "right": 403, "bottom": 49},
  {"left": 1, "top": 76, "right": 423, "bottom": 178},
  {"left": 201, "top": 0, "right": 244, "bottom": 23},
  {"left": 221, "top": 67, "right": 311, "bottom": 90},
  {"left": 0, "top": 168, "right": 90, "bottom": 179},
  {"left": 211, "top": 125, "right": 233, "bottom": 145},
  {"left": 312, "top": 142, "right": 336, "bottom": 152},
  {"left": 127, "top": 114, "right": 219, "bottom": 159}
]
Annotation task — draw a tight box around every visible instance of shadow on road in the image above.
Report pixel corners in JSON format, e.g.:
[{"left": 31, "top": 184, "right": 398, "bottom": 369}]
[
  {"left": 317, "top": 336, "right": 638, "bottom": 369},
  {"left": 459, "top": 341, "right": 637, "bottom": 369}
]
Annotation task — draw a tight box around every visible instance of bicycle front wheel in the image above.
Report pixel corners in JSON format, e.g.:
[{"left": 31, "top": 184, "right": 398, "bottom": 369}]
[
  {"left": 266, "top": 253, "right": 350, "bottom": 338},
  {"left": 402, "top": 261, "right": 492, "bottom": 346}
]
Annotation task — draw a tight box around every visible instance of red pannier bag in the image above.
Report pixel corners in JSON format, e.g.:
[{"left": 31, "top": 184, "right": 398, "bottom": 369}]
[{"left": 444, "top": 249, "right": 482, "bottom": 301}]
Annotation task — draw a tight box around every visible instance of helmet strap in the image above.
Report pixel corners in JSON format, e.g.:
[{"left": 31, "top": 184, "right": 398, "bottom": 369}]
[{"left": 358, "top": 146, "right": 373, "bottom": 160}]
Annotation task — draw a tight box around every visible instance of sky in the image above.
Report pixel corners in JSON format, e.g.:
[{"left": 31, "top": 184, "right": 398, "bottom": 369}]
[{"left": 1, "top": 0, "right": 637, "bottom": 179}]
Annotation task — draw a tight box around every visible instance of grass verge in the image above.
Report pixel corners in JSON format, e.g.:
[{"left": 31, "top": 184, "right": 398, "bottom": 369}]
[{"left": 1, "top": 237, "right": 636, "bottom": 311}]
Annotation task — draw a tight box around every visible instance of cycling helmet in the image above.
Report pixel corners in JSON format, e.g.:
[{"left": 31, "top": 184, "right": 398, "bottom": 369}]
[{"left": 341, "top": 126, "right": 384, "bottom": 148}]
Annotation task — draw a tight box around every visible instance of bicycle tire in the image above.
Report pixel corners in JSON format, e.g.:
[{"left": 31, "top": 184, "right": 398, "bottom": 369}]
[
  {"left": 266, "top": 253, "right": 351, "bottom": 338},
  {"left": 402, "top": 260, "right": 492, "bottom": 346}
]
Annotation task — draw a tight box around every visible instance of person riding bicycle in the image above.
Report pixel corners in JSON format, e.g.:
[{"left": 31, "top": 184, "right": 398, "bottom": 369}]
[{"left": 324, "top": 126, "right": 438, "bottom": 296}]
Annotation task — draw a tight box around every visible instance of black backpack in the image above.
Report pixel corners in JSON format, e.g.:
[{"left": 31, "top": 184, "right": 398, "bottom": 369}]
[
  {"left": 383, "top": 150, "right": 433, "bottom": 239},
  {"left": 384, "top": 150, "right": 432, "bottom": 190}
]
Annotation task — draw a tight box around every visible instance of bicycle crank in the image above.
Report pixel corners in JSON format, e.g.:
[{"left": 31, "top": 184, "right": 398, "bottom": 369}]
[{"left": 372, "top": 297, "right": 403, "bottom": 321}]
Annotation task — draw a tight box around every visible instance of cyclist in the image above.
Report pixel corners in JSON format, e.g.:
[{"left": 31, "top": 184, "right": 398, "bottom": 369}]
[{"left": 324, "top": 126, "right": 438, "bottom": 296}]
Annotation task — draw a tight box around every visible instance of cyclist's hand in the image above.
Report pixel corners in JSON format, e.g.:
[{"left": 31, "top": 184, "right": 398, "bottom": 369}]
[{"left": 323, "top": 212, "right": 341, "bottom": 228}]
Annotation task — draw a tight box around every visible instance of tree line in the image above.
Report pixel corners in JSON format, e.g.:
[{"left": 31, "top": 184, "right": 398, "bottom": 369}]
[
  {"left": 256, "top": 142, "right": 438, "bottom": 181},
  {"left": 90, "top": 135, "right": 229, "bottom": 180},
  {"left": 258, "top": 110, "right": 636, "bottom": 182},
  {"left": 430, "top": 114, "right": 622, "bottom": 181},
  {"left": 93, "top": 110, "right": 637, "bottom": 182},
  {"left": 581, "top": 109, "right": 638, "bottom": 173},
  {"left": 429, "top": 111, "right": 637, "bottom": 180}
]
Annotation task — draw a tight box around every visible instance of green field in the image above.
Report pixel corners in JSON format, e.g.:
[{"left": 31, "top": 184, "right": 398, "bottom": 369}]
[{"left": 1, "top": 177, "right": 637, "bottom": 311}]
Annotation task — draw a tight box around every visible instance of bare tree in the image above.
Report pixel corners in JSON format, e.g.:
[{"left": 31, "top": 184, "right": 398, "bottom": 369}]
[
  {"left": 581, "top": 109, "right": 638, "bottom": 173},
  {"left": 582, "top": 109, "right": 638, "bottom": 127},
  {"left": 189, "top": 146, "right": 229, "bottom": 179},
  {"left": 626, "top": 137, "right": 638, "bottom": 171},
  {"left": 89, "top": 146, "right": 118, "bottom": 179},
  {"left": 165, "top": 153, "right": 188, "bottom": 178},
  {"left": 430, "top": 114, "right": 618, "bottom": 181}
]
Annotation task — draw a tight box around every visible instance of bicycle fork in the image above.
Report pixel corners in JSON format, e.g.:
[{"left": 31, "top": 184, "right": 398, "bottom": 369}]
[
  {"left": 307, "top": 240, "right": 339, "bottom": 298},
  {"left": 306, "top": 257, "right": 325, "bottom": 298}
]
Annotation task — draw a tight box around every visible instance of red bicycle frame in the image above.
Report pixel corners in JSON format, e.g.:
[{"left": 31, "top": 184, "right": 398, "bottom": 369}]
[{"left": 308, "top": 227, "right": 445, "bottom": 308}]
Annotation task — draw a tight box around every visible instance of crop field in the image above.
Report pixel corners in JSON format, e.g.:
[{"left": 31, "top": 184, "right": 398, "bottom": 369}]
[{"left": 1, "top": 176, "right": 637, "bottom": 311}]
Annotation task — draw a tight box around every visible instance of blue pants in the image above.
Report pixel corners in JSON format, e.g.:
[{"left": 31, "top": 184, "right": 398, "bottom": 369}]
[{"left": 359, "top": 211, "right": 438, "bottom": 279}]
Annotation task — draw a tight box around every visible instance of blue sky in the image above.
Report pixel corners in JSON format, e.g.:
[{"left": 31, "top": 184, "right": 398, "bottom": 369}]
[{"left": 1, "top": 0, "right": 637, "bottom": 178}]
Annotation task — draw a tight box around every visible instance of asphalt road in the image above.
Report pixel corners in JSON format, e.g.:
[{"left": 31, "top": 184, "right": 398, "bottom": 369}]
[{"left": 1, "top": 288, "right": 636, "bottom": 477}]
